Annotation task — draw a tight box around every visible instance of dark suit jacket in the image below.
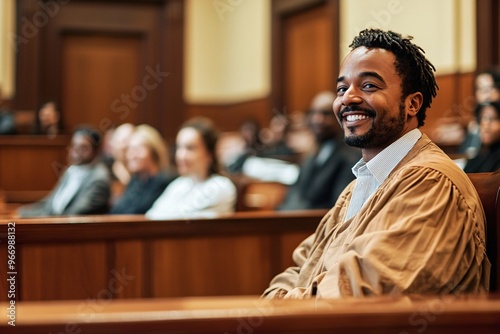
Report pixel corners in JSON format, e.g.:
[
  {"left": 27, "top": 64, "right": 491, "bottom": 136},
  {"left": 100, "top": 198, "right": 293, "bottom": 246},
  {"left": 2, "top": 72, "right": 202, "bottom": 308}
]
[
  {"left": 279, "top": 139, "right": 360, "bottom": 210},
  {"left": 464, "top": 141, "right": 500, "bottom": 173},
  {"left": 18, "top": 162, "right": 111, "bottom": 217},
  {"left": 110, "top": 171, "right": 176, "bottom": 214}
]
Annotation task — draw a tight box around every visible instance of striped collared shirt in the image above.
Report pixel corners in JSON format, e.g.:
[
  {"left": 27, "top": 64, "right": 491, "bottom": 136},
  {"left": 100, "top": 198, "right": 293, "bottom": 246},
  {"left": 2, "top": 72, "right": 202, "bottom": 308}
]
[{"left": 344, "top": 128, "right": 422, "bottom": 221}]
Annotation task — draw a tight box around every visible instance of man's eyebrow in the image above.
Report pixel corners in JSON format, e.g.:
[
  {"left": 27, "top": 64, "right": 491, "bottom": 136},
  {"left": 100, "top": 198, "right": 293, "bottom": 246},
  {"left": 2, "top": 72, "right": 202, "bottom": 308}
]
[
  {"left": 359, "top": 71, "right": 385, "bottom": 83},
  {"left": 336, "top": 72, "right": 386, "bottom": 84}
]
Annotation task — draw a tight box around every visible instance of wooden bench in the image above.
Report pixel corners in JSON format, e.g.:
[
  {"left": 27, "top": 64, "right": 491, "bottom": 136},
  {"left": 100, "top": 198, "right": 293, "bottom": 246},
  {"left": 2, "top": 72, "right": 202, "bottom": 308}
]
[
  {"left": 0, "top": 135, "right": 70, "bottom": 203},
  {"left": 0, "top": 211, "right": 325, "bottom": 301},
  {"left": 467, "top": 170, "right": 500, "bottom": 292},
  {"left": 2, "top": 295, "right": 500, "bottom": 334}
]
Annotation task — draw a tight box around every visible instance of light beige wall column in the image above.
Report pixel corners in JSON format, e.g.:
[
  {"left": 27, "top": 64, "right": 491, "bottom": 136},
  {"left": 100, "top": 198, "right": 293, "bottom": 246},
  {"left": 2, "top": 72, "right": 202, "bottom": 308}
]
[
  {"left": 339, "top": 0, "right": 476, "bottom": 75},
  {"left": 0, "top": 0, "right": 16, "bottom": 98},
  {"left": 184, "top": 0, "right": 271, "bottom": 104}
]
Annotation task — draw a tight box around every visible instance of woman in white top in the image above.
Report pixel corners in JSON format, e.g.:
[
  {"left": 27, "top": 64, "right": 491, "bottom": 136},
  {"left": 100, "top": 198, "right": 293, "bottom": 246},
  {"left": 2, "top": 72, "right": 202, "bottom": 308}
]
[{"left": 146, "top": 117, "right": 237, "bottom": 219}]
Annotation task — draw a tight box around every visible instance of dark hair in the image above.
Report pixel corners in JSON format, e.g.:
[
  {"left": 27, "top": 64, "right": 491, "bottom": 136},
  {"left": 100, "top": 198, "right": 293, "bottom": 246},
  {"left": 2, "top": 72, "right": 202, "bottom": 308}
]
[
  {"left": 33, "top": 100, "right": 61, "bottom": 135},
  {"left": 476, "top": 68, "right": 500, "bottom": 89},
  {"left": 73, "top": 125, "right": 102, "bottom": 150},
  {"left": 349, "top": 29, "right": 438, "bottom": 127},
  {"left": 180, "top": 117, "right": 220, "bottom": 175},
  {"left": 475, "top": 101, "right": 500, "bottom": 122}
]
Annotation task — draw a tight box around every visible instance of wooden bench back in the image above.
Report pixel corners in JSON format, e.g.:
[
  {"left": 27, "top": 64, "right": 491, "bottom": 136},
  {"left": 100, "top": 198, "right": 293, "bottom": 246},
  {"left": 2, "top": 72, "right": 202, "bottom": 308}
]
[{"left": 467, "top": 170, "right": 500, "bottom": 292}]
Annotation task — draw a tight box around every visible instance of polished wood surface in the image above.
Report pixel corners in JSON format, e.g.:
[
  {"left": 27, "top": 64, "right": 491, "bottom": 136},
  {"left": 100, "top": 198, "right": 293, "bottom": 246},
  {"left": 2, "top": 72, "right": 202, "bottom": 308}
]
[
  {"left": 0, "top": 211, "right": 325, "bottom": 301},
  {"left": 0, "top": 135, "right": 69, "bottom": 202},
  {"left": 467, "top": 170, "right": 500, "bottom": 292},
  {"left": 2, "top": 295, "right": 500, "bottom": 334}
]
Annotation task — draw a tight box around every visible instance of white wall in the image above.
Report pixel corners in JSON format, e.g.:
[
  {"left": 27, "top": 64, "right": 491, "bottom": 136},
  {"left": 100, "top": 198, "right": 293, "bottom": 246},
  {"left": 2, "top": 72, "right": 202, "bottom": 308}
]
[
  {"left": 184, "top": 0, "right": 271, "bottom": 104},
  {"left": 339, "top": 0, "right": 476, "bottom": 75},
  {"left": 0, "top": 0, "right": 16, "bottom": 98}
]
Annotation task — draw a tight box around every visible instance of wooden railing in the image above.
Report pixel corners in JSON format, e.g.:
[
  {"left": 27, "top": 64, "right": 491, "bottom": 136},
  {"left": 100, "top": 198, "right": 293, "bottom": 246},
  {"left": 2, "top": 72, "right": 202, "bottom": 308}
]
[
  {"left": 1, "top": 294, "right": 500, "bottom": 334},
  {"left": 0, "top": 210, "right": 325, "bottom": 301},
  {"left": 0, "top": 135, "right": 70, "bottom": 203}
]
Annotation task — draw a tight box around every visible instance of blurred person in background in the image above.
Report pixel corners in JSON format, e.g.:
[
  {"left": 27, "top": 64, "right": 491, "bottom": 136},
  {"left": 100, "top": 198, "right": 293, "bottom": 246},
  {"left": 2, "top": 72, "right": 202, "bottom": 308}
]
[
  {"left": 109, "top": 122, "right": 135, "bottom": 187},
  {"left": 18, "top": 126, "right": 111, "bottom": 217},
  {"left": 146, "top": 117, "right": 236, "bottom": 219},
  {"left": 226, "top": 118, "right": 264, "bottom": 174},
  {"left": 0, "top": 87, "right": 16, "bottom": 135},
  {"left": 463, "top": 101, "right": 500, "bottom": 172},
  {"left": 32, "top": 101, "right": 61, "bottom": 138},
  {"left": 459, "top": 68, "right": 500, "bottom": 158},
  {"left": 110, "top": 124, "right": 176, "bottom": 214},
  {"left": 279, "top": 91, "right": 360, "bottom": 210}
]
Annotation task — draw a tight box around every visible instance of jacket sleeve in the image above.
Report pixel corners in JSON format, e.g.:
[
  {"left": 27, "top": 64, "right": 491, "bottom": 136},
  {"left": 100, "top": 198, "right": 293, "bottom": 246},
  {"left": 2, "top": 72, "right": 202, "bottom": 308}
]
[{"left": 64, "top": 166, "right": 111, "bottom": 215}]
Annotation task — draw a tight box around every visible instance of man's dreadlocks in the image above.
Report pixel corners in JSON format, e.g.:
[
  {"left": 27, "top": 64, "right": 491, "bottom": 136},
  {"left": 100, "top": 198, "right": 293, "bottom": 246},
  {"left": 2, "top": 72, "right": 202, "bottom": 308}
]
[{"left": 350, "top": 29, "right": 438, "bottom": 127}]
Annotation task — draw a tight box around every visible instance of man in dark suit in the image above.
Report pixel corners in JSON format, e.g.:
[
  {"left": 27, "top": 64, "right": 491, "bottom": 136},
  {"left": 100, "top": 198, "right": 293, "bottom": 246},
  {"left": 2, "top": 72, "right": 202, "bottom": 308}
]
[
  {"left": 18, "top": 126, "right": 111, "bottom": 217},
  {"left": 279, "top": 91, "right": 360, "bottom": 210}
]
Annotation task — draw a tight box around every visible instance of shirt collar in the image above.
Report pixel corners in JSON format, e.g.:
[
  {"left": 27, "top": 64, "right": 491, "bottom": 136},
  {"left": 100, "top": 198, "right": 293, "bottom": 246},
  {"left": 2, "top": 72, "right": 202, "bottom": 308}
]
[{"left": 352, "top": 129, "right": 422, "bottom": 184}]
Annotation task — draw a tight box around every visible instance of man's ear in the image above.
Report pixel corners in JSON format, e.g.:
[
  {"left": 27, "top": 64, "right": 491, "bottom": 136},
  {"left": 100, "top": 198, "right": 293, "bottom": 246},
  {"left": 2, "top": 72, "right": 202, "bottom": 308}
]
[{"left": 406, "top": 92, "right": 423, "bottom": 117}]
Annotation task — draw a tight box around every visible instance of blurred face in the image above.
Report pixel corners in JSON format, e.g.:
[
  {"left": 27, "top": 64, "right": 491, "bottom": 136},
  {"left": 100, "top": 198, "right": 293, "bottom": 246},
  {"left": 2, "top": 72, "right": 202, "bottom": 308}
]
[
  {"left": 39, "top": 103, "right": 59, "bottom": 127},
  {"left": 333, "top": 47, "right": 420, "bottom": 160},
  {"left": 176, "top": 127, "right": 212, "bottom": 179},
  {"left": 112, "top": 125, "right": 134, "bottom": 162},
  {"left": 479, "top": 106, "right": 500, "bottom": 146},
  {"left": 69, "top": 133, "right": 96, "bottom": 165},
  {"left": 475, "top": 74, "right": 500, "bottom": 104},
  {"left": 126, "top": 134, "right": 157, "bottom": 175},
  {"left": 309, "top": 108, "right": 338, "bottom": 142}
]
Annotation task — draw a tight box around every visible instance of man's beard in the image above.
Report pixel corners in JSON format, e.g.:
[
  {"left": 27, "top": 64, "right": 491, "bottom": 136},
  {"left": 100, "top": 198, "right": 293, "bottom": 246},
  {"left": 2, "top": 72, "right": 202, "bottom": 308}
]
[{"left": 344, "top": 103, "right": 406, "bottom": 149}]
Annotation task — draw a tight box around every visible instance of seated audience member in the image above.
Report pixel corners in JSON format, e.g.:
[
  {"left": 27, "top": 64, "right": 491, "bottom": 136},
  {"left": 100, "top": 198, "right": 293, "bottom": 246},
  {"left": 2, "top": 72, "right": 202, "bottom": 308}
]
[
  {"left": 227, "top": 119, "right": 264, "bottom": 174},
  {"left": 18, "top": 126, "right": 111, "bottom": 217},
  {"left": 109, "top": 123, "right": 135, "bottom": 186},
  {"left": 460, "top": 68, "right": 500, "bottom": 158},
  {"left": 111, "top": 125, "right": 176, "bottom": 214},
  {"left": 146, "top": 117, "right": 237, "bottom": 219},
  {"left": 263, "top": 29, "right": 489, "bottom": 299},
  {"left": 0, "top": 87, "right": 16, "bottom": 135},
  {"left": 32, "top": 101, "right": 61, "bottom": 137},
  {"left": 464, "top": 101, "right": 500, "bottom": 172},
  {"left": 259, "top": 114, "right": 297, "bottom": 161},
  {"left": 279, "top": 91, "right": 360, "bottom": 210}
]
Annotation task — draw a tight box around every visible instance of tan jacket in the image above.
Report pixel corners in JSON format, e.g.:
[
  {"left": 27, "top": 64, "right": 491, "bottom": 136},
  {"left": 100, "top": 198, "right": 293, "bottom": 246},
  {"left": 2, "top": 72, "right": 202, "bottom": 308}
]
[{"left": 263, "top": 135, "right": 490, "bottom": 298}]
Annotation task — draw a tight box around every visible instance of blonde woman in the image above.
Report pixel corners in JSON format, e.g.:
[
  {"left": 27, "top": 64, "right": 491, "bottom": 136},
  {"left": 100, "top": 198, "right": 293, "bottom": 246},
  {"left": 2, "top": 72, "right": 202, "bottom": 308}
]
[
  {"left": 111, "top": 124, "right": 176, "bottom": 214},
  {"left": 146, "top": 117, "right": 236, "bottom": 219}
]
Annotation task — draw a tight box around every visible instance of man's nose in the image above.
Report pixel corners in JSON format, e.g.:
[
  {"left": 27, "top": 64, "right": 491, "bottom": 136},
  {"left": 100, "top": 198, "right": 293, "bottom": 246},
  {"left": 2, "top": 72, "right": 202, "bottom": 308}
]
[{"left": 341, "top": 86, "right": 362, "bottom": 106}]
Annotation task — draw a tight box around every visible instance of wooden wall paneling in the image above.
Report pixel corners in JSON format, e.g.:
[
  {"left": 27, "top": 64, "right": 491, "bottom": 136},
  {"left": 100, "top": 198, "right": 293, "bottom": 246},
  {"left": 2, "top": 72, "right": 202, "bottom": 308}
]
[
  {"left": 420, "top": 72, "right": 475, "bottom": 145},
  {"left": 0, "top": 136, "right": 69, "bottom": 197},
  {"left": 476, "top": 0, "right": 500, "bottom": 71},
  {"left": 112, "top": 240, "right": 145, "bottom": 299},
  {"left": 271, "top": 0, "right": 340, "bottom": 115},
  {"left": 150, "top": 235, "right": 273, "bottom": 297},
  {"left": 186, "top": 97, "right": 271, "bottom": 132},
  {"left": 274, "top": 231, "right": 311, "bottom": 273},
  {"left": 61, "top": 34, "right": 143, "bottom": 131},
  {"left": 160, "top": 0, "right": 185, "bottom": 143},
  {"left": 46, "top": 1, "right": 164, "bottom": 133},
  {"left": 20, "top": 242, "right": 108, "bottom": 301},
  {"left": 0, "top": 241, "right": 8, "bottom": 302},
  {"left": 13, "top": 0, "right": 43, "bottom": 112},
  {"left": 14, "top": 0, "right": 185, "bottom": 141},
  {"left": 283, "top": 4, "right": 334, "bottom": 114}
]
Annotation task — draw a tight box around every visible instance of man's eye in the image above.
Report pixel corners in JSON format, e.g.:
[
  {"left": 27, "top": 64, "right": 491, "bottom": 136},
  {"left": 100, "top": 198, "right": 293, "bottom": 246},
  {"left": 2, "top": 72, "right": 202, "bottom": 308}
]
[
  {"left": 363, "top": 83, "right": 378, "bottom": 90},
  {"left": 336, "top": 86, "right": 347, "bottom": 94}
]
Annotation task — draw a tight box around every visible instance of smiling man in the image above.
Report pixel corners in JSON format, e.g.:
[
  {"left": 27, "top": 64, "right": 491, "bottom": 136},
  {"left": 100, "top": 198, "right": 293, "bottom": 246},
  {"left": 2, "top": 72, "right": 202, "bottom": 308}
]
[{"left": 263, "top": 29, "right": 490, "bottom": 299}]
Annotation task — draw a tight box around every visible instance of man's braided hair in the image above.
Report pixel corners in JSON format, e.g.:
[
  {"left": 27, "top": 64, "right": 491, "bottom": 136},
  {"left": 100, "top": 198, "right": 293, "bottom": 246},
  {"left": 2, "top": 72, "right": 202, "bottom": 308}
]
[{"left": 350, "top": 29, "right": 438, "bottom": 127}]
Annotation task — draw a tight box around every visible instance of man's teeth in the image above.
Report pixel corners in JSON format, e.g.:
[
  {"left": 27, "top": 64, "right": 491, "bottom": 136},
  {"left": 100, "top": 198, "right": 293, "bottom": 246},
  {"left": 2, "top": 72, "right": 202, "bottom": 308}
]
[{"left": 346, "top": 114, "right": 369, "bottom": 122}]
